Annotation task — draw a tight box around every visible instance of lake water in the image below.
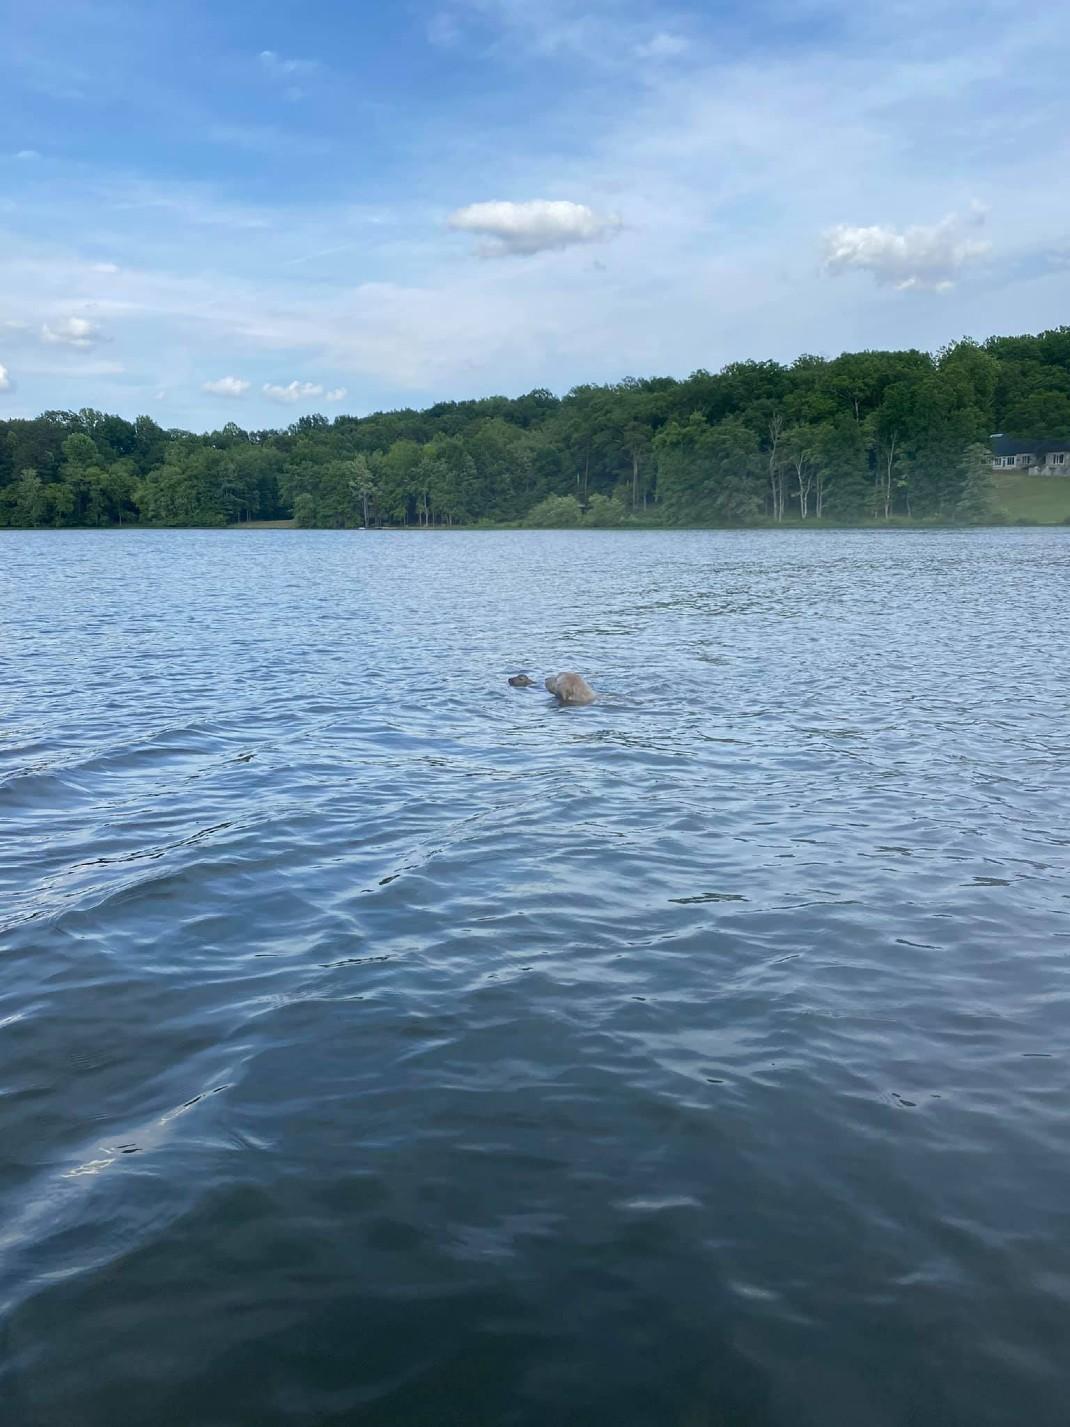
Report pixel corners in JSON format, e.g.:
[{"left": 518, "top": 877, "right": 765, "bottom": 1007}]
[{"left": 1, "top": 527, "right": 1068, "bottom": 1427}]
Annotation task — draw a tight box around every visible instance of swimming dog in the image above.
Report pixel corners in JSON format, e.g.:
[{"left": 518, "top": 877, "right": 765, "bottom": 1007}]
[{"left": 544, "top": 672, "right": 596, "bottom": 705}]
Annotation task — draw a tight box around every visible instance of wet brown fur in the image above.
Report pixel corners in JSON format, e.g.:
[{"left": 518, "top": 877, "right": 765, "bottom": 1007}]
[{"left": 545, "top": 672, "right": 596, "bottom": 705}]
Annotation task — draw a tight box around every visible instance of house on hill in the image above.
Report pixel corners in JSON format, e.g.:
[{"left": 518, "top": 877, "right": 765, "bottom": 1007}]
[{"left": 990, "top": 434, "right": 1070, "bottom": 474}]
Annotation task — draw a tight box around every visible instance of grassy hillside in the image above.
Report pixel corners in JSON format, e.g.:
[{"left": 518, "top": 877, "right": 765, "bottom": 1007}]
[{"left": 994, "top": 474, "right": 1070, "bottom": 523}]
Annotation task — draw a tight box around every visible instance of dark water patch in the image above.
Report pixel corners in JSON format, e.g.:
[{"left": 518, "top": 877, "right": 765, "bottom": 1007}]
[{"left": 669, "top": 891, "right": 750, "bottom": 904}]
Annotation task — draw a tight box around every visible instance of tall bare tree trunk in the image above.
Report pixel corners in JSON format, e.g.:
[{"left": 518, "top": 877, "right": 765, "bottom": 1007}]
[{"left": 768, "top": 413, "right": 784, "bottom": 522}]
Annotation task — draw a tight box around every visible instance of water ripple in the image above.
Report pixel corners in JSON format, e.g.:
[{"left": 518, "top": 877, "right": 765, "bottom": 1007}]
[{"left": 1, "top": 528, "right": 1069, "bottom": 1427}]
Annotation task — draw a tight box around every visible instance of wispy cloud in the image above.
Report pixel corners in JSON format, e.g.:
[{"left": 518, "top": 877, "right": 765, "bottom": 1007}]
[
  {"left": 19, "top": 357, "right": 125, "bottom": 378},
  {"left": 456, "top": 0, "right": 619, "bottom": 60},
  {"left": 263, "top": 379, "right": 326, "bottom": 403},
  {"left": 206, "top": 122, "right": 332, "bottom": 156},
  {"left": 426, "top": 11, "right": 463, "bottom": 48},
  {"left": 449, "top": 0, "right": 688, "bottom": 67},
  {"left": 41, "top": 316, "right": 103, "bottom": 348},
  {"left": 447, "top": 199, "right": 621, "bottom": 256},
  {"left": 109, "top": 180, "right": 275, "bottom": 229},
  {"left": 2, "top": 0, "right": 1069, "bottom": 428},
  {"left": 634, "top": 31, "right": 688, "bottom": 60},
  {"left": 0, "top": 363, "right": 12, "bottom": 392},
  {"left": 202, "top": 375, "right": 251, "bottom": 396},
  {"left": 258, "top": 49, "right": 320, "bottom": 79},
  {"left": 823, "top": 208, "right": 991, "bottom": 291},
  {"left": 258, "top": 48, "right": 320, "bottom": 101}
]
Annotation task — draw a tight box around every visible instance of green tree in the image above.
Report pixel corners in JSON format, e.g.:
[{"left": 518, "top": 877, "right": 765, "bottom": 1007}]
[
  {"left": 348, "top": 454, "right": 377, "bottom": 526},
  {"left": 954, "top": 444, "right": 996, "bottom": 523},
  {"left": 61, "top": 433, "right": 105, "bottom": 524},
  {"left": 15, "top": 468, "right": 45, "bottom": 527},
  {"left": 525, "top": 494, "right": 583, "bottom": 527},
  {"left": 781, "top": 426, "right": 820, "bottom": 519},
  {"left": 584, "top": 492, "right": 627, "bottom": 526},
  {"left": 6, "top": 321, "right": 1070, "bottom": 529},
  {"left": 136, "top": 444, "right": 231, "bottom": 525},
  {"left": 654, "top": 414, "right": 762, "bottom": 524},
  {"left": 132, "top": 415, "right": 169, "bottom": 473},
  {"left": 42, "top": 481, "right": 75, "bottom": 525},
  {"left": 1001, "top": 391, "right": 1070, "bottom": 442},
  {"left": 312, "top": 460, "right": 363, "bottom": 527},
  {"left": 293, "top": 493, "right": 316, "bottom": 527},
  {"left": 814, "top": 417, "right": 869, "bottom": 519},
  {"left": 419, "top": 437, "right": 478, "bottom": 526},
  {"left": 372, "top": 440, "right": 423, "bottom": 525}
]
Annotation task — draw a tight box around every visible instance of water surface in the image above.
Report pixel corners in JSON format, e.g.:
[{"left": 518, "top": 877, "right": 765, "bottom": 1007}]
[{"left": 1, "top": 528, "right": 1068, "bottom": 1426}]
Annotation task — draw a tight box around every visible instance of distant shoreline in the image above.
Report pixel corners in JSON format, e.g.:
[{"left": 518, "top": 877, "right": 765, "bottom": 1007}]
[{"left": 5, "top": 517, "right": 1068, "bottom": 533}]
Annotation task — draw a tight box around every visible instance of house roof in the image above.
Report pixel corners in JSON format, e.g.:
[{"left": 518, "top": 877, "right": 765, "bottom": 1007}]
[{"left": 990, "top": 433, "right": 1070, "bottom": 457}]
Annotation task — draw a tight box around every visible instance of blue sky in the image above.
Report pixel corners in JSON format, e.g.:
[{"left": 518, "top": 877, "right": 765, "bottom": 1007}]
[{"left": 2, "top": 0, "right": 1068, "bottom": 429}]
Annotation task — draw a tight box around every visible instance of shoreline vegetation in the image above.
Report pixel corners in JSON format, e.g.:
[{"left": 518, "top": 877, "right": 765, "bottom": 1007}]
[
  {"left": 4, "top": 326, "right": 1070, "bottom": 531},
  {"left": 14, "top": 517, "right": 1069, "bottom": 533},
  {"left": 11, "top": 495, "right": 1069, "bottom": 535}
]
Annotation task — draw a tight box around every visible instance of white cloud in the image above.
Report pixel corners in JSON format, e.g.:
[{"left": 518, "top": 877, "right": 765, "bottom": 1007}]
[
  {"left": 4, "top": 0, "right": 1070, "bottom": 430},
  {"left": 325, "top": 387, "right": 347, "bottom": 402},
  {"left": 257, "top": 50, "right": 321, "bottom": 102},
  {"left": 263, "top": 379, "right": 325, "bottom": 403},
  {"left": 41, "top": 315, "right": 102, "bottom": 347},
  {"left": 456, "top": 0, "right": 619, "bottom": 61},
  {"left": 258, "top": 49, "right": 321, "bottom": 85},
  {"left": 446, "top": 199, "right": 621, "bottom": 256},
  {"left": 202, "top": 375, "right": 251, "bottom": 396},
  {"left": 18, "top": 358, "right": 125, "bottom": 378},
  {"left": 0, "top": 363, "right": 11, "bottom": 392},
  {"left": 15, "top": 149, "right": 40, "bottom": 161},
  {"left": 635, "top": 32, "right": 688, "bottom": 60},
  {"left": 451, "top": 1, "right": 688, "bottom": 67},
  {"left": 822, "top": 209, "right": 991, "bottom": 291},
  {"left": 92, "top": 261, "right": 120, "bottom": 274},
  {"left": 259, "top": 49, "right": 319, "bottom": 78}
]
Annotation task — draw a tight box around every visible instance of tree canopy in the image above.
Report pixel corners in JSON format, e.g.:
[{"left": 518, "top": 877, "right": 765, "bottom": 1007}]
[{"left": 4, "top": 326, "right": 1070, "bottom": 530}]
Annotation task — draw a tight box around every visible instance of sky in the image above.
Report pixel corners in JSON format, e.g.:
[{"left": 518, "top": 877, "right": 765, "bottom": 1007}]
[{"left": 2, "top": 0, "right": 1069, "bottom": 430}]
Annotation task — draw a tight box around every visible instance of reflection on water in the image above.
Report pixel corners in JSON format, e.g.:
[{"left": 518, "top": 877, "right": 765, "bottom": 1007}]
[{"left": 1, "top": 527, "right": 1069, "bottom": 1427}]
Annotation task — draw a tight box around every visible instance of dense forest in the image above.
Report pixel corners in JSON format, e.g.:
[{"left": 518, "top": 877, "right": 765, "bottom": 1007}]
[{"left": 4, "top": 327, "right": 1070, "bottom": 530}]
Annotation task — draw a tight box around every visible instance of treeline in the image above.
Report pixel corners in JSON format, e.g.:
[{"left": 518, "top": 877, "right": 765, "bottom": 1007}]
[{"left": 4, "top": 327, "right": 1070, "bottom": 530}]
